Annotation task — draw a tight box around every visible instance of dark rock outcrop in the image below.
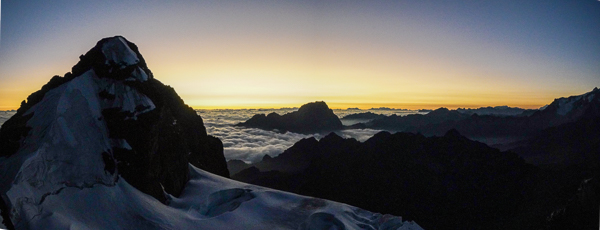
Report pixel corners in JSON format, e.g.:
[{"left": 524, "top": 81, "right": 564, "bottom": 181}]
[
  {"left": 0, "top": 36, "right": 229, "bottom": 220},
  {"left": 236, "top": 101, "right": 343, "bottom": 134}
]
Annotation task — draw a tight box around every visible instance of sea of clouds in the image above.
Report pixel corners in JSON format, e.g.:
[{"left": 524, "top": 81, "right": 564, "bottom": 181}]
[
  {"left": 199, "top": 108, "right": 421, "bottom": 163},
  {"left": 0, "top": 111, "right": 13, "bottom": 126},
  {"left": 0, "top": 108, "right": 422, "bottom": 163}
]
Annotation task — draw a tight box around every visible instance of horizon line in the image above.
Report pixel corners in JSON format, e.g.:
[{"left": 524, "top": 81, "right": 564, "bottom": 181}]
[{"left": 0, "top": 102, "right": 546, "bottom": 111}]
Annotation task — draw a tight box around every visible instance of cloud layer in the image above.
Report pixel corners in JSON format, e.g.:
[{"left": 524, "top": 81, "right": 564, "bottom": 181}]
[
  {"left": 199, "top": 108, "right": 418, "bottom": 163},
  {"left": 0, "top": 109, "right": 414, "bottom": 164}
]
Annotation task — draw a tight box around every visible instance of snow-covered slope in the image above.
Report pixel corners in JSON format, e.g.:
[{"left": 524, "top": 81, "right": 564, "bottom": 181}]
[
  {"left": 21, "top": 164, "right": 421, "bottom": 229},
  {"left": 0, "top": 36, "right": 421, "bottom": 229},
  {"left": 543, "top": 87, "right": 599, "bottom": 116}
]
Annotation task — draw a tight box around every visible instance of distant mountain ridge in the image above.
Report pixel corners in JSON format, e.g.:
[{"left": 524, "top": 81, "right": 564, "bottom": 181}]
[
  {"left": 235, "top": 88, "right": 600, "bottom": 146},
  {"left": 356, "top": 88, "right": 600, "bottom": 145},
  {"left": 456, "top": 106, "right": 535, "bottom": 116},
  {"left": 340, "top": 111, "right": 387, "bottom": 120}
]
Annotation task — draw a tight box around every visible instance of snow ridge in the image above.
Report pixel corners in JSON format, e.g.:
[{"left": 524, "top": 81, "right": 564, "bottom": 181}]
[
  {"left": 552, "top": 88, "right": 599, "bottom": 116},
  {"left": 2, "top": 67, "right": 158, "bottom": 226}
]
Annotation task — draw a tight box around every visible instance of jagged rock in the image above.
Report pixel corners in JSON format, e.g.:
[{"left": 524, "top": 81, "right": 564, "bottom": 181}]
[
  {"left": 0, "top": 36, "right": 228, "bottom": 227},
  {"left": 236, "top": 101, "right": 343, "bottom": 134}
]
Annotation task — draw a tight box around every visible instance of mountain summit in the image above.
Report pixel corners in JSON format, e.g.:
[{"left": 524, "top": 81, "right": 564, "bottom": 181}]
[
  {"left": 0, "top": 36, "right": 228, "bottom": 226},
  {"left": 0, "top": 36, "right": 420, "bottom": 229},
  {"left": 236, "top": 101, "right": 343, "bottom": 134}
]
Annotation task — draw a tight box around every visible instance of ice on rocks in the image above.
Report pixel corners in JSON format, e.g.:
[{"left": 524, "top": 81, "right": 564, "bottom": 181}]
[
  {"left": 1, "top": 67, "right": 158, "bottom": 227},
  {"left": 101, "top": 37, "right": 140, "bottom": 69}
]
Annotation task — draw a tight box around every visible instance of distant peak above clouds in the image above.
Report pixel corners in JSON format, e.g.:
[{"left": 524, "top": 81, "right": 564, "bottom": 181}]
[{"left": 236, "top": 101, "right": 344, "bottom": 134}]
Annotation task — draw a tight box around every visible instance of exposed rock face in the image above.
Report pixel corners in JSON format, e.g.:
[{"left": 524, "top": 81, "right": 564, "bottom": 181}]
[
  {"left": 236, "top": 101, "right": 343, "bottom": 134},
  {"left": 0, "top": 36, "right": 228, "bottom": 227}
]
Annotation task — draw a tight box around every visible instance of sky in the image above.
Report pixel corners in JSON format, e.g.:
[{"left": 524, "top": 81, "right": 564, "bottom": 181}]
[{"left": 0, "top": 0, "right": 599, "bottom": 110}]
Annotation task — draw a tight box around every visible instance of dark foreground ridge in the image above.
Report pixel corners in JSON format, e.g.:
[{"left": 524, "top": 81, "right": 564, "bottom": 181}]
[
  {"left": 230, "top": 129, "right": 600, "bottom": 230},
  {"left": 0, "top": 36, "right": 229, "bottom": 228},
  {"left": 236, "top": 101, "right": 343, "bottom": 134}
]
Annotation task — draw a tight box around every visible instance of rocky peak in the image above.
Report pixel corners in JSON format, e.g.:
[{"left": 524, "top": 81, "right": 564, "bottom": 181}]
[
  {"left": 319, "top": 132, "right": 345, "bottom": 145},
  {"left": 0, "top": 36, "right": 229, "bottom": 227},
  {"left": 296, "top": 101, "right": 329, "bottom": 114},
  {"left": 237, "top": 101, "right": 343, "bottom": 134}
]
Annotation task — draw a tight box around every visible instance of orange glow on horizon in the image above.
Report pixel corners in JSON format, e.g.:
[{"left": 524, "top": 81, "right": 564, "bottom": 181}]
[{"left": 1, "top": 1, "right": 599, "bottom": 113}]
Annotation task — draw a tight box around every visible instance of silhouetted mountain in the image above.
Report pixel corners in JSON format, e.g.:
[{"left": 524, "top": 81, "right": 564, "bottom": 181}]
[
  {"left": 236, "top": 101, "right": 343, "bottom": 134},
  {"left": 234, "top": 130, "right": 592, "bottom": 229},
  {"left": 367, "top": 107, "right": 469, "bottom": 131},
  {"left": 456, "top": 106, "right": 535, "bottom": 116},
  {"left": 227, "top": 159, "right": 250, "bottom": 175},
  {"left": 394, "top": 89, "right": 600, "bottom": 145},
  {"left": 0, "top": 36, "right": 229, "bottom": 227},
  {"left": 340, "top": 111, "right": 386, "bottom": 120}
]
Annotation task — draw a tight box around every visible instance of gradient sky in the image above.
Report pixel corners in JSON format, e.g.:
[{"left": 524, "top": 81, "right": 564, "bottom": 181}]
[{"left": 1, "top": 0, "right": 599, "bottom": 110}]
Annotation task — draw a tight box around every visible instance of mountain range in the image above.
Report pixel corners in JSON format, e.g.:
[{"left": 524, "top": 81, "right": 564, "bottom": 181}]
[
  {"left": 229, "top": 89, "right": 600, "bottom": 229},
  {"left": 0, "top": 36, "right": 421, "bottom": 230}
]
